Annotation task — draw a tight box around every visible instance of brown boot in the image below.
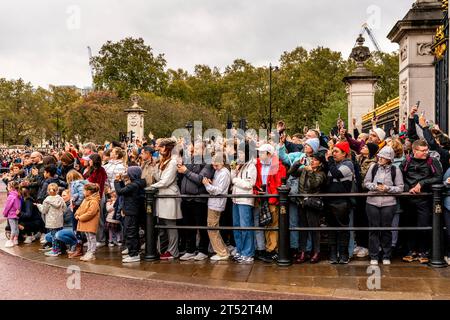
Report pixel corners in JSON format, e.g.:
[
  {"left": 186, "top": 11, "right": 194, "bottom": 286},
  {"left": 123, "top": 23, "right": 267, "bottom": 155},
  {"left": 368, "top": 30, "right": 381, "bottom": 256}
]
[{"left": 68, "top": 243, "right": 83, "bottom": 259}]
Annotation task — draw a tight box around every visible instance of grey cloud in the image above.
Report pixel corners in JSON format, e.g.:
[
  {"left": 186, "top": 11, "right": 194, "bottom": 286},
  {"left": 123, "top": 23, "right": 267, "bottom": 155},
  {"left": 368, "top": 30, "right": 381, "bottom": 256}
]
[{"left": 0, "top": 0, "right": 413, "bottom": 88}]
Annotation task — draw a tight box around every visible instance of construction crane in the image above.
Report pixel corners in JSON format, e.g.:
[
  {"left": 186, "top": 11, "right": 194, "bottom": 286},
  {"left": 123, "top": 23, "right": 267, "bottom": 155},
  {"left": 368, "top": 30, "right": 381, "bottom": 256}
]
[
  {"left": 360, "top": 23, "right": 382, "bottom": 52},
  {"left": 87, "top": 46, "right": 95, "bottom": 88}
]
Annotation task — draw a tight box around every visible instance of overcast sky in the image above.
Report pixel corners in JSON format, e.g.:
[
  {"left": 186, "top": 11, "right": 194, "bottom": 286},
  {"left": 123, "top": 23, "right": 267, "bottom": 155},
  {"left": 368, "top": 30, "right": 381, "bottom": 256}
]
[{"left": 0, "top": 0, "right": 413, "bottom": 89}]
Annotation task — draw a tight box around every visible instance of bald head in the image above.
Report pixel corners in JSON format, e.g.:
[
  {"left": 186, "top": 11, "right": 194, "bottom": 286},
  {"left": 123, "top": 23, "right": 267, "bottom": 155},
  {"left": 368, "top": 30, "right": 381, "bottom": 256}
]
[{"left": 30, "top": 152, "right": 43, "bottom": 164}]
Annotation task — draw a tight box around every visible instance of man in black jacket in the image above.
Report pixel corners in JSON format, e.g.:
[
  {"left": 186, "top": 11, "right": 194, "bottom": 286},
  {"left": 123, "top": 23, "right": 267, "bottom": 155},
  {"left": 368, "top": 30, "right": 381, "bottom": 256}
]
[
  {"left": 177, "top": 141, "right": 215, "bottom": 261},
  {"left": 401, "top": 139, "right": 443, "bottom": 264}
]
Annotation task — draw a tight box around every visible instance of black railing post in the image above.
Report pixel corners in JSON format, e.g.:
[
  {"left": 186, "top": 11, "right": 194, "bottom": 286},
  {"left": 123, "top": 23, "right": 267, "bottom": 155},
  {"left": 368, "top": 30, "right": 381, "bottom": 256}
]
[
  {"left": 144, "top": 188, "right": 159, "bottom": 261},
  {"left": 430, "top": 184, "right": 446, "bottom": 268},
  {"left": 277, "top": 178, "right": 291, "bottom": 266}
]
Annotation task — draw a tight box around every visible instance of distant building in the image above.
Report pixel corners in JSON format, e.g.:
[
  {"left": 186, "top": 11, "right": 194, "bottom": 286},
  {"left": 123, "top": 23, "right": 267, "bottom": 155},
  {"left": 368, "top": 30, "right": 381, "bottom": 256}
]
[{"left": 48, "top": 85, "right": 93, "bottom": 96}]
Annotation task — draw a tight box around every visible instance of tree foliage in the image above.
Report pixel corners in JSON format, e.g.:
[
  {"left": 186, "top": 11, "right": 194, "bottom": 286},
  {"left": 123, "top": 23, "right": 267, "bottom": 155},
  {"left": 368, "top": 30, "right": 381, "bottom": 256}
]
[
  {"left": 91, "top": 37, "right": 168, "bottom": 98},
  {"left": 0, "top": 37, "right": 400, "bottom": 144}
]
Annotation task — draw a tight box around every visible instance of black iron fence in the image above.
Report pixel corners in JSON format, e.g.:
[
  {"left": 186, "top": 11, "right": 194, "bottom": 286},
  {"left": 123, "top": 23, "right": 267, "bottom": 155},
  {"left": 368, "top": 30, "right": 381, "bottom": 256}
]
[{"left": 143, "top": 183, "right": 447, "bottom": 268}]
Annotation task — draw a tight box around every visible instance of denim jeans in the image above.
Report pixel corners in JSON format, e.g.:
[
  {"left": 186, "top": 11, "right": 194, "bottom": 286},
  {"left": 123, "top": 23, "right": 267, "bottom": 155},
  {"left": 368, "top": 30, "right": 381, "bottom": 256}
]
[
  {"left": 45, "top": 228, "right": 63, "bottom": 251},
  {"left": 55, "top": 229, "right": 78, "bottom": 247},
  {"left": 289, "top": 201, "right": 299, "bottom": 250},
  {"left": 348, "top": 209, "right": 355, "bottom": 257},
  {"left": 233, "top": 204, "right": 255, "bottom": 257},
  {"left": 252, "top": 206, "right": 266, "bottom": 251}
]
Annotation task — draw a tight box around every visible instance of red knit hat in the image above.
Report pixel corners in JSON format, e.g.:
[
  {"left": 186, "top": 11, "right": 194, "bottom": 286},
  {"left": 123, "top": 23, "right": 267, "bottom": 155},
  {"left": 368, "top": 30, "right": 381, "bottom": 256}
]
[{"left": 335, "top": 141, "right": 350, "bottom": 155}]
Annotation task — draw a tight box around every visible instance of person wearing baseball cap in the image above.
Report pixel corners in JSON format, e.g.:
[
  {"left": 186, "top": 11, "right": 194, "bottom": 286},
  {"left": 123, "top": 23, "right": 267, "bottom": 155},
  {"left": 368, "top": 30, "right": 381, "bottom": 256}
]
[
  {"left": 324, "top": 140, "right": 355, "bottom": 264},
  {"left": 255, "top": 143, "right": 286, "bottom": 263}
]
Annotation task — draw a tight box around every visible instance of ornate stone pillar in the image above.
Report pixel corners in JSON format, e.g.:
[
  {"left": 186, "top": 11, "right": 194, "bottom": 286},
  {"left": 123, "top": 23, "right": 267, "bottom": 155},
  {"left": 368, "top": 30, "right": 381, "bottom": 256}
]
[
  {"left": 124, "top": 94, "right": 147, "bottom": 142},
  {"left": 387, "top": 0, "right": 443, "bottom": 126},
  {"left": 343, "top": 35, "right": 380, "bottom": 134}
]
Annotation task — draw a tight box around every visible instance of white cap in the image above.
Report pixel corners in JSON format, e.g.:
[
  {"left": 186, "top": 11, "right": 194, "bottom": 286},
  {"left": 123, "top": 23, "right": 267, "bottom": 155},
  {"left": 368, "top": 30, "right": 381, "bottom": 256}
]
[{"left": 256, "top": 144, "right": 275, "bottom": 154}]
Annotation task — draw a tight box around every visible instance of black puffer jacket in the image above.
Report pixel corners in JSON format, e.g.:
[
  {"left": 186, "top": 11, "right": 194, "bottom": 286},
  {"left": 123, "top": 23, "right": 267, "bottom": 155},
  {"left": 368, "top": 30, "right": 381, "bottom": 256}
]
[
  {"left": 401, "top": 156, "right": 443, "bottom": 192},
  {"left": 19, "top": 197, "right": 44, "bottom": 228},
  {"left": 179, "top": 162, "right": 215, "bottom": 203},
  {"left": 114, "top": 179, "right": 147, "bottom": 216}
]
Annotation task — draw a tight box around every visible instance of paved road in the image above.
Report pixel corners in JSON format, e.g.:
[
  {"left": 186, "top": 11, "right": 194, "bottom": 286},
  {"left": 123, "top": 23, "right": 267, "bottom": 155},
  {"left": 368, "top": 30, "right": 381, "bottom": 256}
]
[{"left": 0, "top": 250, "right": 317, "bottom": 300}]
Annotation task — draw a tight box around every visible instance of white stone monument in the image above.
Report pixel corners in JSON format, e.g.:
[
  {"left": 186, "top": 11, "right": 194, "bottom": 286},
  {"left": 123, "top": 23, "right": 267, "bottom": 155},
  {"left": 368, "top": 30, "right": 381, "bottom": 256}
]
[
  {"left": 344, "top": 35, "right": 379, "bottom": 134},
  {"left": 124, "top": 94, "right": 147, "bottom": 142},
  {"left": 387, "top": 0, "right": 443, "bottom": 125}
]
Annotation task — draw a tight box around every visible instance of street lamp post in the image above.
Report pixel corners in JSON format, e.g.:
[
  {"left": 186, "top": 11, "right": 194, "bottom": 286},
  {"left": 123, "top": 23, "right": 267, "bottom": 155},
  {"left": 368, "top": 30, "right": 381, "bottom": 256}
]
[
  {"left": 2, "top": 119, "right": 5, "bottom": 146},
  {"left": 269, "top": 64, "right": 279, "bottom": 133}
]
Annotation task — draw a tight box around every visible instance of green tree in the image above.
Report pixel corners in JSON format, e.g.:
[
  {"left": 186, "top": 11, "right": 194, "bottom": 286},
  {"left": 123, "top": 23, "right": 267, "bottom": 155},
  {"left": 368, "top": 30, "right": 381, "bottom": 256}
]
[
  {"left": 366, "top": 51, "right": 399, "bottom": 106},
  {"left": 0, "top": 78, "right": 53, "bottom": 145},
  {"left": 316, "top": 90, "right": 348, "bottom": 135},
  {"left": 276, "top": 47, "right": 350, "bottom": 133},
  {"left": 91, "top": 37, "right": 168, "bottom": 98},
  {"left": 63, "top": 91, "right": 126, "bottom": 143}
]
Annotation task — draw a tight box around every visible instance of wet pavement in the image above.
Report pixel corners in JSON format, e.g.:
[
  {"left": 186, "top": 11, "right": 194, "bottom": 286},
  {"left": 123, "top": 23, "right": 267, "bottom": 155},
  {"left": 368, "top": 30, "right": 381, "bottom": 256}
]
[{"left": 1, "top": 187, "right": 450, "bottom": 300}]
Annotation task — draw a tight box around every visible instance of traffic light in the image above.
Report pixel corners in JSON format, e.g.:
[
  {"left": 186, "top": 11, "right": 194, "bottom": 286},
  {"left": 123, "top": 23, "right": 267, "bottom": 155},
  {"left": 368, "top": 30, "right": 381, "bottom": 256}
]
[
  {"left": 130, "top": 130, "right": 135, "bottom": 142},
  {"left": 239, "top": 118, "right": 247, "bottom": 131}
]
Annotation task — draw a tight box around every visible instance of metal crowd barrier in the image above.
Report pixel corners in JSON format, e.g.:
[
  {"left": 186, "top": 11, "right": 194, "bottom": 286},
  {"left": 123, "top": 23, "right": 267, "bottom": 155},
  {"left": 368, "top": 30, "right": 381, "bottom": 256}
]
[{"left": 143, "top": 183, "right": 446, "bottom": 268}]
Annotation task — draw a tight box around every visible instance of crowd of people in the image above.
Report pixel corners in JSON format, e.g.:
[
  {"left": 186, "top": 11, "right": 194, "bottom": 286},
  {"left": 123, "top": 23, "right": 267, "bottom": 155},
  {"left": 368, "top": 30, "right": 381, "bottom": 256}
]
[{"left": 1, "top": 104, "right": 450, "bottom": 267}]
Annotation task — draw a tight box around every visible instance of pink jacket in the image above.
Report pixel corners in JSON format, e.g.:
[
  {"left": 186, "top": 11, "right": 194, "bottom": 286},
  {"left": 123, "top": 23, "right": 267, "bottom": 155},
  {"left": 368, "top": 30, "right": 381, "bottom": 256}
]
[{"left": 3, "top": 190, "right": 21, "bottom": 219}]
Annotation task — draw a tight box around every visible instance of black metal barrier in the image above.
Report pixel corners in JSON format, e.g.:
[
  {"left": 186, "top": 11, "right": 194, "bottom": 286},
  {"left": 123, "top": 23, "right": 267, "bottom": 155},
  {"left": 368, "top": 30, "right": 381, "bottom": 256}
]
[{"left": 144, "top": 183, "right": 447, "bottom": 268}]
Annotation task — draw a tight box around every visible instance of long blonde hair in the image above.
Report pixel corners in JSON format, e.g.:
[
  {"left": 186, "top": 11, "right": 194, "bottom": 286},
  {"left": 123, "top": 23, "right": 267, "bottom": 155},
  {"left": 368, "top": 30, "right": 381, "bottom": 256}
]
[{"left": 66, "top": 169, "right": 84, "bottom": 184}]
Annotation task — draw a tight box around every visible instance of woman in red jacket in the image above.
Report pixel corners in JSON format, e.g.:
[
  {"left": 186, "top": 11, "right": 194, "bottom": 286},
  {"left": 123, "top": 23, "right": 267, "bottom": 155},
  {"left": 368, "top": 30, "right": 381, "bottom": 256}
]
[{"left": 254, "top": 144, "right": 286, "bottom": 263}]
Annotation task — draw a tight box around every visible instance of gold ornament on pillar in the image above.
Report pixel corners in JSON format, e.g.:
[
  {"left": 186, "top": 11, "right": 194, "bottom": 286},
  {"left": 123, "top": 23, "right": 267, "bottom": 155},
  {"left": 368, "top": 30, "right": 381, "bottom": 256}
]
[{"left": 432, "top": 25, "right": 447, "bottom": 60}]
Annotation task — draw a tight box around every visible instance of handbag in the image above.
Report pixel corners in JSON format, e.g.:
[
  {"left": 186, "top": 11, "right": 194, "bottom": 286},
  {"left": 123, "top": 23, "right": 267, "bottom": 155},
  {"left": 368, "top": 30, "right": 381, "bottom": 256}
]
[
  {"left": 259, "top": 199, "right": 272, "bottom": 226},
  {"left": 303, "top": 196, "right": 324, "bottom": 211},
  {"left": 258, "top": 184, "right": 272, "bottom": 226}
]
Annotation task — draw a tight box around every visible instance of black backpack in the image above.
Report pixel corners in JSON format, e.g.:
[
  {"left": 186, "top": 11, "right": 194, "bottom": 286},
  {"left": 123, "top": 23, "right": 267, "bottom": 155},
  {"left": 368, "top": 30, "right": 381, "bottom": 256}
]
[{"left": 370, "top": 164, "right": 397, "bottom": 183}]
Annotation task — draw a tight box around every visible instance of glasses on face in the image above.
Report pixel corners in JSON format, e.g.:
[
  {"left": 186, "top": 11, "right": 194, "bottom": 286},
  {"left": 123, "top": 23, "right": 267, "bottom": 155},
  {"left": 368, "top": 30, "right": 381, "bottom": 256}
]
[{"left": 415, "top": 148, "right": 429, "bottom": 153}]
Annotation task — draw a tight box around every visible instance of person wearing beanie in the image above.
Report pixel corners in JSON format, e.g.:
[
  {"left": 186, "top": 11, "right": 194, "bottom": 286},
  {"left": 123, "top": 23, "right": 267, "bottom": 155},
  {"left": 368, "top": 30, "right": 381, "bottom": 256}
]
[
  {"left": 364, "top": 146, "right": 404, "bottom": 266},
  {"left": 352, "top": 142, "right": 379, "bottom": 259},
  {"left": 369, "top": 127, "right": 386, "bottom": 150},
  {"left": 324, "top": 140, "right": 354, "bottom": 264},
  {"left": 114, "top": 166, "right": 147, "bottom": 263}
]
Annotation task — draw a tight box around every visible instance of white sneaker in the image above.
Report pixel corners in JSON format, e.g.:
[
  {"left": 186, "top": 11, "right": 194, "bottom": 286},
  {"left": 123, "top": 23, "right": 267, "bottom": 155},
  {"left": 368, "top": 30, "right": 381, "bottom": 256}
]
[
  {"left": 122, "top": 255, "right": 141, "bottom": 263},
  {"left": 23, "top": 236, "right": 33, "bottom": 244},
  {"left": 357, "top": 247, "right": 369, "bottom": 258},
  {"left": 121, "top": 248, "right": 129, "bottom": 255},
  {"left": 445, "top": 256, "right": 450, "bottom": 265},
  {"left": 4, "top": 240, "right": 14, "bottom": 248},
  {"left": 39, "top": 236, "right": 46, "bottom": 244},
  {"left": 13, "top": 239, "right": 18, "bottom": 245},
  {"left": 108, "top": 242, "right": 115, "bottom": 247},
  {"left": 210, "top": 254, "right": 229, "bottom": 261},
  {"left": 179, "top": 252, "right": 196, "bottom": 261},
  {"left": 238, "top": 256, "right": 254, "bottom": 264},
  {"left": 80, "top": 252, "right": 96, "bottom": 261},
  {"left": 96, "top": 242, "right": 105, "bottom": 248},
  {"left": 194, "top": 252, "right": 208, "bottom": 261},
  {"left": 370, "top": 259, "right": 379, "bottom": 265},
  {"left": 382, "top": 259, "right": 391, "bottom": 265}
]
